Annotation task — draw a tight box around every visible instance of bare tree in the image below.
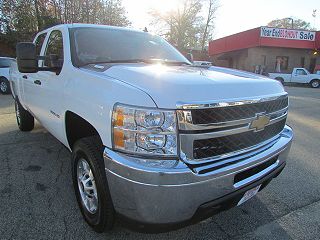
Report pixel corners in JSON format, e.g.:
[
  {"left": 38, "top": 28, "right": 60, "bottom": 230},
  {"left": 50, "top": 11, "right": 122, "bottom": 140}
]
[
  {"left": 0, "top": 0, "right": 131, "bottom": 53},
  {"left": 200, "top": 0, "right": 219, "bottom": 52},
  {"left": 150, "top": 0, "right": 203, "bottom": 50}
]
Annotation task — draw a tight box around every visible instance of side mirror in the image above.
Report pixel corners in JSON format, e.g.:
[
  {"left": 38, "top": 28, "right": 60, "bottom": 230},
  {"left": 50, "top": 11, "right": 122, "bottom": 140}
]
[
  {"left": 16, "top": 42, "right": 38, "bottom": 73},
  {"left": 186, "top": 53, "right": 194, "bottom": 63}
]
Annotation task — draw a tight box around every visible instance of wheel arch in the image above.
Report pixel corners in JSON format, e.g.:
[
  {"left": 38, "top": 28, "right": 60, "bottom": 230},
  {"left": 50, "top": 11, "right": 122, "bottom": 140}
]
[
  {"left": 310, "top": 78, "right": 320, "bottom": 83},
  {"left": 65, "top": 111, "right": 103, "bottom": 150}
]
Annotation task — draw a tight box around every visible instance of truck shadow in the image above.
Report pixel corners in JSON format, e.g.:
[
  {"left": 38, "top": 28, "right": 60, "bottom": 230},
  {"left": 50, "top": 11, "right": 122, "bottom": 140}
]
[{"left": 0, "top": 94, "right": 14, "bottom": 107}]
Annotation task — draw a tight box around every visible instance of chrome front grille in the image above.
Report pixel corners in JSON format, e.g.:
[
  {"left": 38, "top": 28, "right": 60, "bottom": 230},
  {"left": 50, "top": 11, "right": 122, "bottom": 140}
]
[
  {"left": 190, "top": 97, "right": 288, "bottom": 124},
  {"left": 193, "top": 119, "right": 286, "bottom": 159},
  {"left": 177, "top": 94, "right": 288, "bottom": 167}
]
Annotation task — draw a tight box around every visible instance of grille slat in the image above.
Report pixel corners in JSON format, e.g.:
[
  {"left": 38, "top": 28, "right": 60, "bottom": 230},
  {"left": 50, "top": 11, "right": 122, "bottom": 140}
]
[
  {"left": 193, "top": 119, "right": 286, "bottom": 159},
  {"left": 191, "top": 97, "right": 288, "bottom": 125}
]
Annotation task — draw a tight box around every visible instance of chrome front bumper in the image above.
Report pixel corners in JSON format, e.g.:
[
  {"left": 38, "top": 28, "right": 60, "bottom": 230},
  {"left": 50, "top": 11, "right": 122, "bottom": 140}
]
[{"left": 103, "top": 125, "right": 293, "bottom": 224}]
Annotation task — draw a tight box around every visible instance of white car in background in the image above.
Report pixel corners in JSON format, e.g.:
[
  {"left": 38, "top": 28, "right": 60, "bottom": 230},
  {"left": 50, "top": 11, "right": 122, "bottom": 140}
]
[{"left": 0, "top": 57, "right": 15, "bottom": 94}]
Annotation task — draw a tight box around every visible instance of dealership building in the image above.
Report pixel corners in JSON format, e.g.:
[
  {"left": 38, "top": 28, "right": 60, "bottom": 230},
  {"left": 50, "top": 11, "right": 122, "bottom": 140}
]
[{"left": 209, "top": 27, "right": 320, "bottom": 74}]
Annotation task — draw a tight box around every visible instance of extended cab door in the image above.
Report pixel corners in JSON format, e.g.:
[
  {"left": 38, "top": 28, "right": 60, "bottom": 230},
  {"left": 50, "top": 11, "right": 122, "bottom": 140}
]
[
  {"left": 291, "top": 69, "right": 309, "bottom": 83},
  {"left": 23, "top": 32, "right": 47, "bottom": 109},
  {"left": 26, "top": 29, "right": 66, "bottom": 143}
]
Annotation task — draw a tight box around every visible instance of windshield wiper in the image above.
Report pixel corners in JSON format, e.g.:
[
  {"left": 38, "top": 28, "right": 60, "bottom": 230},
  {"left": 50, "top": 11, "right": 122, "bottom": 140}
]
[
  {"left": 79, "top": 59, "right": 151, "bottom": 67},
  {"left": 80, "top": 58, "right": 191, "bottom": 67}
]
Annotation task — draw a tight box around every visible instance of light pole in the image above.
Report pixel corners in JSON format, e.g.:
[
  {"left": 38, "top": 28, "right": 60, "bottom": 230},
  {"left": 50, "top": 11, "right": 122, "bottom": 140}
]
[{"left": 287, "top": 17, "right": 294, "bottom": 29}]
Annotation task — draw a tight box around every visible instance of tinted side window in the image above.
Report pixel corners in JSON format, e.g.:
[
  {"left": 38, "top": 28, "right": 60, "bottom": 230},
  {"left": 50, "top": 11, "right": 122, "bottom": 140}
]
[
  {"left": 34, "top": 33, "right": 47, "bottom": 55},
  {"left": 44, "top": 30, "right": 64, "bottom": 67}
]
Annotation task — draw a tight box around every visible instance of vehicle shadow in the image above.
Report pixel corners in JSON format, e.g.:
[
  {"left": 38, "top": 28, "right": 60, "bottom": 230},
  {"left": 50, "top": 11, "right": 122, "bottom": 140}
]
[{"left": 0, "top": 94, "right": 14, "bottom": 114}]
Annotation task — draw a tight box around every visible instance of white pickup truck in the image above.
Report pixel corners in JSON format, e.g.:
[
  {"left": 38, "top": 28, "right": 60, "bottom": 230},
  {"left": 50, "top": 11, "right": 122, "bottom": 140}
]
[
  {"left": 269, "top": 68, "right": 320, "bottom": 88},
  {"left": 10, "top": 24, "right": 293, "bottom": 233}
]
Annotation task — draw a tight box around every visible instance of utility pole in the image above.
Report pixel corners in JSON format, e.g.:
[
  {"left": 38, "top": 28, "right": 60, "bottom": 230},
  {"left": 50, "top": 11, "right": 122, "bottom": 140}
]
[
  {"left": 312, "top": 10, "right": 317, "bottom": 29},
  {"left": 287, "top": 17, "right": 294, "bottom": 29}
]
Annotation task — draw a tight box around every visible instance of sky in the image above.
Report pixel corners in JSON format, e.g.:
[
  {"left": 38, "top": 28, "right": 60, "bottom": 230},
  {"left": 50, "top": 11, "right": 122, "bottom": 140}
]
[{"left": 122, "top": 0, "right": 320, "bottom": 39}]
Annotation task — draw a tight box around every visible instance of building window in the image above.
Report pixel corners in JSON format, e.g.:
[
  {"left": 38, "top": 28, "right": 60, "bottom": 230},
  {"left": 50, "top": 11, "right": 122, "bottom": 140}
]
[
  {"left": 300, "top": 57, "right": 305, "bottom": 68},
  {"left": 275, "top": 56, "right": 289, "bottom": 72}
]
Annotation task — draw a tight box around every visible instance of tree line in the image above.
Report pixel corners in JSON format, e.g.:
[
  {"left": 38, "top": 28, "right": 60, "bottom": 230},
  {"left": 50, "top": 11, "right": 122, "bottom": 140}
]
[
  {"left": 0, "top": 0, "right": 130, "bottom": 52},
  {"left": 0, "top": 0, "right": 219, "bottom": 56}
]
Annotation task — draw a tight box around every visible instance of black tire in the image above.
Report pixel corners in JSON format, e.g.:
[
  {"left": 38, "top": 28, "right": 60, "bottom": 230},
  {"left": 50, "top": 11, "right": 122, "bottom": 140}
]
[
  {"left": 275, "top": 77, "right": 284, "bottom": 85},
  {"left": 72, "top": 136, "right": 115, "bottom": 232},
  {"left": 310, "top": 79, "right": 320, "bottom": 88},
  {"left": 15, "top": 99, "right": 34, "bottom": 131},
  {"left": 0, "top": 77, "right": 11, "bottom": 94}
]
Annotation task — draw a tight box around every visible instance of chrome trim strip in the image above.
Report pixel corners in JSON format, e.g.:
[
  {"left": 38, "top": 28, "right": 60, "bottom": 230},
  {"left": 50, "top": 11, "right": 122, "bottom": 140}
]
[
  {"left": 176, "top": 92, "right": 288, "bottom": 109},
  {"left": 178, "top": 107, "right": 288, "bottom": 131}
]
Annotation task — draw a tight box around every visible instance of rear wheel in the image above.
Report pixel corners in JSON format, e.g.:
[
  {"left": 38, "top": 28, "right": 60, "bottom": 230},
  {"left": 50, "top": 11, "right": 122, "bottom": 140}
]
[
  {"left": 310, "top": 79, "right": 320, "bottom": 88},
  {"left": 72, "top": 136, "right": 115, "bottom": 232},
  {"left": 0, "top": 77, "right": 10, "bottom": 94},
  {"left": 15, "top": 99, "right": 34, "bottom": 131}
]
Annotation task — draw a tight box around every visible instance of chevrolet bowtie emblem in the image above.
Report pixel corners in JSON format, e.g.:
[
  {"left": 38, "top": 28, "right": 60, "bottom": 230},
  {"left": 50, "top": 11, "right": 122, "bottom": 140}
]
[{"left": 250, "top": 114, "right": 270, "bottom": 132}]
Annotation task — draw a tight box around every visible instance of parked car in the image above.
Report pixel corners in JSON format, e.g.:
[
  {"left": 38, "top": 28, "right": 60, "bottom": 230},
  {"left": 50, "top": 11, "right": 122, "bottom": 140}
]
[
  {"left": 269, "top": 68, "right": 320, "bottom": 88},
  {"left": 0, "top": 57, "right": 15, "bottom": 94},
  {"left": 10, "top": 24, "right": 293, "bottom": 233},
  {"left": 193, "top": 60, "right": 212, "bottom": 67}
]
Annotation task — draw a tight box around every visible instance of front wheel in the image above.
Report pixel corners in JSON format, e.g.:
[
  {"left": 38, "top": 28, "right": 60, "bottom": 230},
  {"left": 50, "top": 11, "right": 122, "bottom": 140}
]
[
  {"left": 15, "top": 99, "right": 34, "bottom": 131},
  {"left": 72, "top": 136, "right": 115, "bottom": 233},
  {"left": 310, "top": 79, "right": 320, "bottom": 88},
  {"left": 0, "top": 78, "right": 10, "bottom": 94}
]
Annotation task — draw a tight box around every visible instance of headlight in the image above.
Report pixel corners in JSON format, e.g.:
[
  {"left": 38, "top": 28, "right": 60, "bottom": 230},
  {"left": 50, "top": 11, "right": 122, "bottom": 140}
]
[{"left": 112, "top": 104, "right": 177, "bottom": 157}]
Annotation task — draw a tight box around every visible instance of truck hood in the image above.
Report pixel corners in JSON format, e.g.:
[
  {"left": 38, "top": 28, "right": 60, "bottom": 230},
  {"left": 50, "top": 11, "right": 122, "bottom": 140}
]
[{"left": 83, "top": 64, "right": 285, "bottom": 109}]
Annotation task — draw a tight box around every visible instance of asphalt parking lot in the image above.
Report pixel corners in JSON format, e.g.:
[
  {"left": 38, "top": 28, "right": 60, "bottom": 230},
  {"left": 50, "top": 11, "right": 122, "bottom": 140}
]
[{"left": 0, "top": 86, "right": 319, "bottom": 240}]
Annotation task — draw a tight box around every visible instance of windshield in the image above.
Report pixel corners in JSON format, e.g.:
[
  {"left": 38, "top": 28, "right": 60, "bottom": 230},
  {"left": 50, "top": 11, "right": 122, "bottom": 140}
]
[{"left": 70, "top": 27, "right": 190, "bottom": 67}]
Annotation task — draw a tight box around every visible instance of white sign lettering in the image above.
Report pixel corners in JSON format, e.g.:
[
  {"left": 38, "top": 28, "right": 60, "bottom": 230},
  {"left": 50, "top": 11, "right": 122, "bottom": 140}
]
[{"left": 260, "top": 27, "right": 315, "bottom": 41}]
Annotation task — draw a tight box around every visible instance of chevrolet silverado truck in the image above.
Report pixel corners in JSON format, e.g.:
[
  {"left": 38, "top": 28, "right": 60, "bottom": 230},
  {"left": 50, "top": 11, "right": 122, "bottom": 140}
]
[
  {"left": 10, "top": 24, "right": 293, "bottom": 233},
  {"left": 269, "top": 67, "right": 320, "bottom": 88}
]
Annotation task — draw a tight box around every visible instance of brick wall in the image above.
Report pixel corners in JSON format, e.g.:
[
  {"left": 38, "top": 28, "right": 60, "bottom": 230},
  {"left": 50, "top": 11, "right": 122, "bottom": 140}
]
[{"left": 213, "top": 47, "right": 319, "bottom": 74}]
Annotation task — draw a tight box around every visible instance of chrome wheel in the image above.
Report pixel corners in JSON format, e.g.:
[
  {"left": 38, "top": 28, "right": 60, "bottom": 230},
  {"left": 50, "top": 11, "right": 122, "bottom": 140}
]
[
  {"left": 311, "top": 80, "right": 319, "bottom": 88},
  {"left": 0, "top": 81, "right": 8, "bottom": 93},
  {"left": 77, "top": 158, "right": 99, "bottom": 214}
]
